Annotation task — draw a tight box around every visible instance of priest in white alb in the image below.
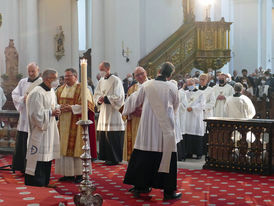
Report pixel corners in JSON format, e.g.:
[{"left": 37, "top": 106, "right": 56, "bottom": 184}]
[
  {"left": 181, "top": 78, "right": 205, "bottom": 159},
  {"left": 123, "top": 62, "right": 181, "bottom": 201},
  {"left": 199, "top": 74, "right": 215, "bottom": 154},
  {"left": 224, "top": 83, "right": 256, "bottom": 119},
  {"left": 213, "top": 73, "right": 234, "bottom": 117},
  {"left": 94, "top": 62, "right": 125, "bottom": 165},
  {"left": 0, "top": 86, "right": 6, "bottom": 110},
  {"left": 25, "top": 69, "right": 60, "bottom": 187},
  {"left": 12, "top": 62, "right": 42, "bottom": 173}
]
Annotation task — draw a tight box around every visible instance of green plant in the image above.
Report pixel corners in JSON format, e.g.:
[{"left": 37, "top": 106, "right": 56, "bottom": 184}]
[
  {"left": 16, "top": 73, "right": 23, "bottom": 80},
  {"left": 1, "top": 74, "right": 8, "bottom": 80}
]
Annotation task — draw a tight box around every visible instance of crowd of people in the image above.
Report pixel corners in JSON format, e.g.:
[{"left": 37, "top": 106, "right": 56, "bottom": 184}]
[{"left": 0, "top": 61, "right": 273, "bottom": 201}]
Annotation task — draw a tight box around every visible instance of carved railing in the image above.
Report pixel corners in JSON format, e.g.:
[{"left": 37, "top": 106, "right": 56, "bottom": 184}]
[
  {"left": 139, "top": 23, "right": 197, "bottom": 78},
  {"left": 0, "top": 110, "right": 19, "bottom": 153},
  {"left": 204, "top": 118, "right": 274, "bottom": 175}
]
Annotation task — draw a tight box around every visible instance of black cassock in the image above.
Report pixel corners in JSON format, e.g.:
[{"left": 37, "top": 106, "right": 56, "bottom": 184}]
[
  {"left": 124, "top": 149, "right": 177, "bottom": 194},
  {"left": 12, "top": 131, "right": 28, "bottom": 172}
]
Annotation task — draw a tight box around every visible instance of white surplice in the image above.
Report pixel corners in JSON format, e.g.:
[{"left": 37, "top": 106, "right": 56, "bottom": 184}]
[
  {"left": 12, "top": 77, "right": 42, "bottom": 132},
  {"left": 180, "top": 90, "right": 205, "bottom": 136},
  {"left": 199, "top": 86, "right": 216, "bottom": 119},
  {"left": 94, "top": 75, "right": 125, "bottom": 131},
  {"left": 212, "top": 84, "right": 234, "bottom": 117},
  {"left": 178, "top": 89, "right": 187, "bottom": 136},
  {"left": 224, "top": 94, "right": 256, "bottom": 119},
  {"left": 25, "top": 86, "right": 60, "bottom": 175},
  {"left": 123, "top": 80, "right": 179, "bottom": 153},
  {"left": 0, "top": 87, "right": 6, "bottom": 110}
]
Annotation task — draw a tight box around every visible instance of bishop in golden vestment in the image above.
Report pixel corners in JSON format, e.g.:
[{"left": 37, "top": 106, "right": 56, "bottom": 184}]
[{"left": 123, "top": 67, "right": 148, "bottom": 161}]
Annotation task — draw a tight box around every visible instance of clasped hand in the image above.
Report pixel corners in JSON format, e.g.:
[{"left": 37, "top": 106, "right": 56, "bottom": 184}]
[{"left": 60, "top": 104, "right": 72, "bottom": 113}]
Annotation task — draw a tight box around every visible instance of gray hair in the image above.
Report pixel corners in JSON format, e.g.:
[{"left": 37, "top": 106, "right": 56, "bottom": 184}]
[
  {"left": 159, "top": 62, "right": 175, "bottom": 78},
  {"left": 102, "top": 62, "right": 110, "bottom": 69},
  {"left": 42, "top": 69, "right": 57, "bottom": 80},
  {"left": 234, "top": 82, "right": 243, "bottom": 93},
  {"left": 65, "top": 68, "right": 78, "bottom": 77}
]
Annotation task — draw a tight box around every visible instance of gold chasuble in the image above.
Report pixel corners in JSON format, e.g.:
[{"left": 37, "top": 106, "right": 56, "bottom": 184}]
[
  {"left": 56, "top": 83, "right": 95, "bottom": 157},
  {"left": 123, "top": 83, "right": 141, "bottom": 161}
]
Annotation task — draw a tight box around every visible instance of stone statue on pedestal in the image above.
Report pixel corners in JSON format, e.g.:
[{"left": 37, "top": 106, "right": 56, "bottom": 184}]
[
  {"left": 4, "top": 39, "right": 18, "bottom": 79},
  {"left": 1, "top": 39, "right": 20, "bottom": 110}
]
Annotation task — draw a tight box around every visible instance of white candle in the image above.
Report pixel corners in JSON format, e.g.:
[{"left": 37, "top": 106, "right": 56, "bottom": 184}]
[{"left": 80, "top": 59, "right": 88, "bottom": 121}]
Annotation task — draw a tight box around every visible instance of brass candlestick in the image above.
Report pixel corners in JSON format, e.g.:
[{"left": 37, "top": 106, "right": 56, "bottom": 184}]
[{"left": 74, "top": 120, "right": 103, "bottom": 206}]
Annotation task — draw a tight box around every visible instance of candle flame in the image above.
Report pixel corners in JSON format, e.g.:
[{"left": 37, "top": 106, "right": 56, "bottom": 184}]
[{"left": 81, "top": 59, "right": 87, "bottom": 64}]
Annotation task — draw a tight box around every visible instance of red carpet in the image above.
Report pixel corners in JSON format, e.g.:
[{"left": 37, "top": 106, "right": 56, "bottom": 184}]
[{"left": 0, "top": 155, "right": 273, "bottom": 206}]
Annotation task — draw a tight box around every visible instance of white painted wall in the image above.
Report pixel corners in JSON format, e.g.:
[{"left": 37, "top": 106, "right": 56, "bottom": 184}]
[
  {"left": 91, "top": 0, "right": 183, "bottom": 82},
  {"left": 38, "top": 0, "right": 78, "bottom": 76},
  {"left": 0, "top": 0, "right": 19, "bottom": 77},
  {"left": 232, "top": 0, "right": 259, "bottom": 74},
  {"left": 0, "top": 0, "right": 78, "bottom": 79}
]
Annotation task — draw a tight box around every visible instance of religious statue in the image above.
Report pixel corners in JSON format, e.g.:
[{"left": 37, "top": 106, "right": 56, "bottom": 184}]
[
  {"left": 4, "top": 39, "right": 19, "bottom": 78},
  {"left": 55, "top": 26, "right": 65, "bottom": 61}
]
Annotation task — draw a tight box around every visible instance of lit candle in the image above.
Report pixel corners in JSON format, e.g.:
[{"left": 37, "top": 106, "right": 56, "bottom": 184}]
[{"left": 80, "top": 59, "right": 88, "bottom": 121}]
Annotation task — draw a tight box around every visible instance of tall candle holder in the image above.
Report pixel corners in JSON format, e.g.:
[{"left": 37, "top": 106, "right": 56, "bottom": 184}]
[{"left": 74, "top": 120, "right": 103, "bottom": 206}]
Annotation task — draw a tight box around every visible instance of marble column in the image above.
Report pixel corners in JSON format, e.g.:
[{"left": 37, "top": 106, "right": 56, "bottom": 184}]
[
  {"left": 265, "top": 0, "right": 272, "bottom": 71},
  {"left": 86, "top": 0, "right": 92, "bottom": 50},
  {"left": 257, "top": 0, "right": 262, "bottom": 68},
  {"left": 71, "top": 0, "right": 79, "bottom": 69}
]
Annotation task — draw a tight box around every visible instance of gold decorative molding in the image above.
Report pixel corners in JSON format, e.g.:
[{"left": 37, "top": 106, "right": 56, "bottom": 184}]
[{"left": 139, "top": 23, "right": 197, "bottom": 78}]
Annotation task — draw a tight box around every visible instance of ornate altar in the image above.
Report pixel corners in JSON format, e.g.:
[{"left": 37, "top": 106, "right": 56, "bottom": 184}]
[{"left": 204, "top": 118, "right": 274, "bottom": 175}]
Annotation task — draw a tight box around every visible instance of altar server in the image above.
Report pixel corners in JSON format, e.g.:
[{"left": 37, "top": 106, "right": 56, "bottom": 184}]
[
  {"left": 94, "top": 62, "right": 125, "bottom": 165},
  {"left": 25, "top": 69, "right": 60, "bottom": 187},
  {"left": 123, "top": 62, "right": 181, "bottom": 200},
  {"left": 12, "top": 62, "right": 42, "bottom": 173},
  {"left": 181, "top": 78, "right": 205, "bottom": 159},
  {"left": 225, "top": 83, "right": 256, "bottom": 119},
  {"left": 213, "top": 73, "right": 234, "bottom": 117},
  {"left": 199, "top": 74, "right": 215, "bottom": 154}
]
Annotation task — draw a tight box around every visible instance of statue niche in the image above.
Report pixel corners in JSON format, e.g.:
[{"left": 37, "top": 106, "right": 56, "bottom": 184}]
[{"left": 55, "top": 26, "right": 65, "bottom": 61}]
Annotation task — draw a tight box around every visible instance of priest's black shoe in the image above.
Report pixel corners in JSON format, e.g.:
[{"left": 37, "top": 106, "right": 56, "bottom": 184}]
[
  {"left": 129, "top": 187, "right": 151, "bottom": 194},
  {"left": 105, "top": 161, "right": 119, "bottom": 166},
  {"left": 59, "top": 176, "right": 74, "bottom": 182},
  {"left": 74, "top": 175, "right": 83, "bottom": 183},
  {"left": 163, "top": 192, "right": 182, "bottom": 200}
]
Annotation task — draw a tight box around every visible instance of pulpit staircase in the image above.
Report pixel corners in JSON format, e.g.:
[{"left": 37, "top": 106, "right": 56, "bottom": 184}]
[{"left": 139, "top": 19, "right": 232, "bottom": 78}]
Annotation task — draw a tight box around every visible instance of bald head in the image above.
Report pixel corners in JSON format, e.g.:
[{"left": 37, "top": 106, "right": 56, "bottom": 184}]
[
  {"left": 27, "top": 62, "right": 39, "bottom": 80},
  {"left": 186, "top": 78, "right": 195, "bottom": 86},
  {"left": 134, "top": 67, "right": 147, "bottom": 84}
]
